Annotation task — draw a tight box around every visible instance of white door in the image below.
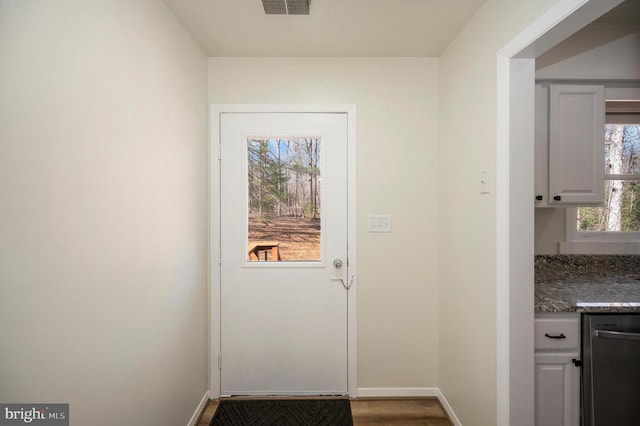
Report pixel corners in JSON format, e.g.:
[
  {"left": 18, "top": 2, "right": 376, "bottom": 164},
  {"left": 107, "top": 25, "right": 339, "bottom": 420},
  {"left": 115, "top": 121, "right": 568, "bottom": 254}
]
[{"left": 220, "top": 112, "right": 349, "bottom": 396}]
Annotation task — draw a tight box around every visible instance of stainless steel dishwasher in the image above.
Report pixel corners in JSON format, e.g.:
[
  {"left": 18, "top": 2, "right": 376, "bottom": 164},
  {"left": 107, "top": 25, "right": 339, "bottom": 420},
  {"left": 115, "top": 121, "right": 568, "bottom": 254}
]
[{"left": 582, "top": 314, "right": 640, "bottom": 426}]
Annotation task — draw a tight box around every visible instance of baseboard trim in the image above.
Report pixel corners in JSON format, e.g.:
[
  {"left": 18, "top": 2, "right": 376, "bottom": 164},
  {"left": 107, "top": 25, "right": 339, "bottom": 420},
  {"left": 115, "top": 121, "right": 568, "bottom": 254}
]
[
  {"left": 356, "top": 387, "right": 461, "bottom": 426},
  {"left": 356, "top": 387, "right": 439, "bottom": 398},
  {"left": 435, "top": 389, "right": 462, "bottom": 426},
  {"left": 187, "top": 390, "right": 210, "bottom": 426}
]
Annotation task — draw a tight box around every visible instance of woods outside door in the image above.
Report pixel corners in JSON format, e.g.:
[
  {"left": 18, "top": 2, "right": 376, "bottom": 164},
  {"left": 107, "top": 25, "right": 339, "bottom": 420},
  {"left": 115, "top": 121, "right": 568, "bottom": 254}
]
[{"left": 219, "top": 112, "right": 350, "bottom": 396}]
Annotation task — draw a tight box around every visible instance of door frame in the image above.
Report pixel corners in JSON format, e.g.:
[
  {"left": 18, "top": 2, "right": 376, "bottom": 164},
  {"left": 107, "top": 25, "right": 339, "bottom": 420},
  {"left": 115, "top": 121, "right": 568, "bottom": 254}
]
[
  {"left": 496, "top": 0, "right": 623, "bottom": 424},
  {"left": 209, "top": 104, "right": 358, "bottom": 399}
]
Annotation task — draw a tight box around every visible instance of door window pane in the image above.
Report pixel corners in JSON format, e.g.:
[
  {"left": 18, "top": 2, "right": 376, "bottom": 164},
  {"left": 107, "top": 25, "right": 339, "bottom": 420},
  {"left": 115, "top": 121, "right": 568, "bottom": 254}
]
[{"left": 247, "top": 138, "right": 321, "bottom": 262}]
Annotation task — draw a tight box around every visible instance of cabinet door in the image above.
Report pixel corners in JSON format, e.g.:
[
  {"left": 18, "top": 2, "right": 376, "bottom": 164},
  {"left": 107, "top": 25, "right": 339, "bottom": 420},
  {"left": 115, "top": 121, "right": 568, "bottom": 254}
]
[
  {"left": 535, "top": 353, "right": 580, "bottom": 426},
  {"left": 548, "top": 84, "right": 605, "bottom": 205},
  {"left": 535, "top": 83, "right": 550, "bottom": 206}
]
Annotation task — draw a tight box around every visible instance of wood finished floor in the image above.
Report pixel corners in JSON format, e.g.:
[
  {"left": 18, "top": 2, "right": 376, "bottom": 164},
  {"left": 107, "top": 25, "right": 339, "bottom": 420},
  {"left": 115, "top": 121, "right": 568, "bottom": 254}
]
[{"left": 197, "top": 397, "right": 453, "bottom": 426}]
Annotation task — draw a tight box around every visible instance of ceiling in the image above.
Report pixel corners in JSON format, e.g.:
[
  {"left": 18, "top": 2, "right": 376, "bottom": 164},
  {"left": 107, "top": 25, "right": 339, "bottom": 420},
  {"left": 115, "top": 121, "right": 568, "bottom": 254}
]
[{"left": 162, "top": 0, "right": 487, "bottom": 57}]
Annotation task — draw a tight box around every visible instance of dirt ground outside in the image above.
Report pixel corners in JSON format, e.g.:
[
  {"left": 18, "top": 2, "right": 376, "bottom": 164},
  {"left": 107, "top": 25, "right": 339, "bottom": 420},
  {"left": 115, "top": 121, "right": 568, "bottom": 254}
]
[{"left": 248, "top": 215, "right": 321, "bottom": 261}]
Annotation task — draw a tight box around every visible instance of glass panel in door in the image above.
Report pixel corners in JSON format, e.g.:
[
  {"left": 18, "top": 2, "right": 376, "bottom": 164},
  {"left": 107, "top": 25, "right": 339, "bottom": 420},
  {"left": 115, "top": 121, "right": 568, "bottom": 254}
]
[{"left": 247, "top": 137, "right": 322, "bottom": 262}]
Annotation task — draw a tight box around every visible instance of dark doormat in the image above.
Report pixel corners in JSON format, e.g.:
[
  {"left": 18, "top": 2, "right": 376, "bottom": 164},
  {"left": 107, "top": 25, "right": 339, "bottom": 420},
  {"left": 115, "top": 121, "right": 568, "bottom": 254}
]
[{"left": 210, "top": 399, "right": 353, "bottom": 426}]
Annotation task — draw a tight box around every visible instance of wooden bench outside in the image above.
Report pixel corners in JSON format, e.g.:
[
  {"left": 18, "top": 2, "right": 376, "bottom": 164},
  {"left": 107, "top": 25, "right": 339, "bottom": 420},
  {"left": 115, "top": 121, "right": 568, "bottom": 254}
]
[{"left": 248, "top": 241, "right": 281, "bottom": 261}]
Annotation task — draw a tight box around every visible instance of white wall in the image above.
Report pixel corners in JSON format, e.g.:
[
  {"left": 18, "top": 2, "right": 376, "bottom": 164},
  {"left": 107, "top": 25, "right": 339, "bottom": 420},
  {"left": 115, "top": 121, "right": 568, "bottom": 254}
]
[
  {"left": 438, "top": 1, "right": 562, "bottom": 425},
  {"left": 535, "top": 23, "right": 640, "bottom": 254},
  {"left": 208, "top": 57, "right": 440, "bottom": 390},
  {"left": 535, "top": 208, "right": 567, "bottom": 254},
  {"left": 0, "top": 1, "right": 208, "bottom": 425}
]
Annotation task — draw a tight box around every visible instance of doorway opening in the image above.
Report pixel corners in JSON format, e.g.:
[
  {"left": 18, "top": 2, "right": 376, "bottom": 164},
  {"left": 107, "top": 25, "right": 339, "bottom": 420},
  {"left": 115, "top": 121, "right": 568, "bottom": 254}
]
[{"left": 498, "top": 0, "right": 627, "bottom": 424}]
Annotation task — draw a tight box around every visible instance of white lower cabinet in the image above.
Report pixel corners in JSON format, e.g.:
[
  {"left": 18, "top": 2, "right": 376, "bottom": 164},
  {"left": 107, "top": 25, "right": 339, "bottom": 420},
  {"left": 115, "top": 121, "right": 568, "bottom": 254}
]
[
  {"left": 535, "top": 353, "right": 580, "bottom": 426},
  {"left": 534, "top": 313, "right": 581, "bottom": 426}
]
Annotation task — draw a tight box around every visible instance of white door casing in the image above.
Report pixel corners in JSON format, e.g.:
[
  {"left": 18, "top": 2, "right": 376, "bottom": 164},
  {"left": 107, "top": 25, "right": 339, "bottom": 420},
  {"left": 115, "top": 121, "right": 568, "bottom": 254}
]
[
  {"left": 209, "top": 105, "right": 357, "bottom": 398},
  {"left": 497, "top": 1, "right": 624, "bottom": 424}
]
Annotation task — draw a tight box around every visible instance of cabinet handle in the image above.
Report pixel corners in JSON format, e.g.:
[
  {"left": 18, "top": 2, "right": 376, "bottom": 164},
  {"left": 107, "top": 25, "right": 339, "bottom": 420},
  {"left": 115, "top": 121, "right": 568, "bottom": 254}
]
[
  {"left": 572, "top": 359, "right": 582, "bottom": 367},
  {"left": 535, "top": 195, "right": 543, "bottom": 201},
  {"left": 553, "top": 195, "right": 562, "bottom": 201},
  {"left": 544, "top": 333, "right": 566, "bottom": 339}
]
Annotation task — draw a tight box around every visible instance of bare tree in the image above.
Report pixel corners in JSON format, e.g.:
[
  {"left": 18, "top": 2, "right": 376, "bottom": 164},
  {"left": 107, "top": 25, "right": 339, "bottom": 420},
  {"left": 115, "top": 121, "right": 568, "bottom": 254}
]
[
  {"left": 605, "top": 125, "right": 625, "bottom": 231},
  {"left": 303, "top": 138, "right": 320, "bottom": 219}
]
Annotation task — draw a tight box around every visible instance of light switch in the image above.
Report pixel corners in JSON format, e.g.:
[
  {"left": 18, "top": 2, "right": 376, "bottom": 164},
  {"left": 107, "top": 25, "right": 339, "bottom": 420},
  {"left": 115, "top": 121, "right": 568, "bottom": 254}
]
[
  {"left": 368, "top": 215, "right": 392, "bottom": 233},
  {"left": 480, "top": 169, "right": 490, "bottom": 194}
]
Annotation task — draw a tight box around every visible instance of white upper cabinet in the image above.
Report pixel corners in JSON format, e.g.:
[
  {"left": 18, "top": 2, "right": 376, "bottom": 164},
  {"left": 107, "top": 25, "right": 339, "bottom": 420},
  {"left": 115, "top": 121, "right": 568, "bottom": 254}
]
[
  {"left": 535, "top": 83, "right": 550, "bottom": 206},
  {"left": 535, "top": 83, "right": 605, "bottom": 207},
  {"left": 549, "top": 84, "right": 605, "bottom": 204}
]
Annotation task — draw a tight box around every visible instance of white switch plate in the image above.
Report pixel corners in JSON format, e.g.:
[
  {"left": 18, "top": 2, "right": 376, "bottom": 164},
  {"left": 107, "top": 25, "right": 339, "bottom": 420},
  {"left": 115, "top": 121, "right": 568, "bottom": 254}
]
[
  {"left": 480, "top": 169, "right": 490, "bottom": 194},
  {"left": 368, "top": 215, "right": 392, "bottom": 233}
]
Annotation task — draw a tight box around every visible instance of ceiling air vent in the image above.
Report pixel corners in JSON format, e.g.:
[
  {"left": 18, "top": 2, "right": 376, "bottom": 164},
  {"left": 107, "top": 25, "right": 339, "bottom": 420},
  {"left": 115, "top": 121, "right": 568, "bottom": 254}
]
[{"left": 262, "top": 0, "right": 310, "bottom": 15}]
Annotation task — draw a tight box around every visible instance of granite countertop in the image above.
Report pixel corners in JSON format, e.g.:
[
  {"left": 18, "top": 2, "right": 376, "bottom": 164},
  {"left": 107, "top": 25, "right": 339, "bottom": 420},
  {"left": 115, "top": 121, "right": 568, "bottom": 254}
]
[{"left": 535, "top": 255, "right": 640, "bottom": 313}]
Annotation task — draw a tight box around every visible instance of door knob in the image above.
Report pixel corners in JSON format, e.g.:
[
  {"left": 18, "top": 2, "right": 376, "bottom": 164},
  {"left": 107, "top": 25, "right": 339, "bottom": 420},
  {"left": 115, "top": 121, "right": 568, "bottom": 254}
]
[{"left": 333, "top": 258, "right": 343, "bottom": 269}]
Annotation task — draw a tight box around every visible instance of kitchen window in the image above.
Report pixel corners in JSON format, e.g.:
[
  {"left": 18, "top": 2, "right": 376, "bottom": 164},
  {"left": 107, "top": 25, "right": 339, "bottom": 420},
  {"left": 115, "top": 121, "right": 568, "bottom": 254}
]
[{"left": 563, "top": 101, "right": 640, "bottom": 253}]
